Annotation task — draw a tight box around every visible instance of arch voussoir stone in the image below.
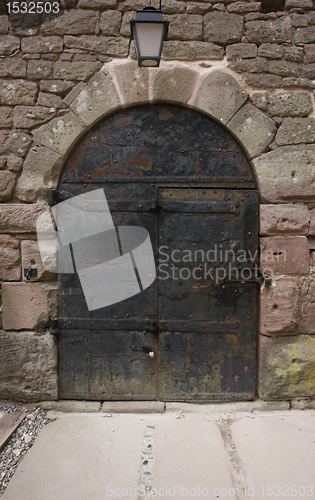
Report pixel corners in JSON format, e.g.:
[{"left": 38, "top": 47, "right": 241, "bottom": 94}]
[
  {"left": 152, "top": 65, "right": 199, "bottom": 104},
  {"left": 112, "top": 60, "right": 150, "bottom": 105}
]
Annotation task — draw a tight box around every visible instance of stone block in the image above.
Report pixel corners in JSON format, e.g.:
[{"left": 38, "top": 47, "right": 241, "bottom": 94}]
[
  {"left": 14, "top": 146, "right": 63, "bottom": 202},
  {"left": 0, "top": 35, "right": 20, "bottom": 56},
  {"left": 0, "top": 204, "right": 47, "bottom": 233},
  {"left": 204, "top": 11, "right": 243, "bottom": 45},
  {"left": 78, "top": 0, "right": 116, "bottom": 8},
  {"left": 229, "top": 57, "right": 267, "bottom": 74},
  {"left": 242, "top": 73, "right": 281, "bottom": 88},
  {"left": 0, "top": 235, "right": 21, "bottom": 281},
  {"left": 40, "top": 10, "right": 97, "bottom": 35},
  {"left": 276, "top": 117, "right": 315, "bottom": 146},
  {"left": 27, "top": 60, "right": 53, "bottom": 80},
  {"left": 227, "top": 103, "right": 276, "bottom": 159},
  {"left": 260, "top": 204, "right": 310, "bottom": 235},
  {"left": 301, "top": 303, "right": 315, "bottom": 333},
  {"left": 7, "top": 154, "right": 23, "bottom": 173},
  {"left": 162, "top": 0, "right": 186, "bottom": 14},
  {"left": 253, "top": 145, "right": 315, "bottom": 203},
  {"left": 284, "top": 45, "right": 304, "bottom": 63},
  {"left": 194, "top": 70, "right": 247, "bottom": 125},
  {"left": 101, "top": 401, "right": 165, "bottom": 413},
  {"left": 268, "top": 91, "right": 312, "bottom": 117},
  {"left": 0, "top": 171, "right": 17, "bottom": 201},
  {"left": 0, "top": 57, "right": 27, "bottom": 78},
  {"left": 162, "top": 41, "right": 224, "bottom": 60},
  {"left": 301, "top": 63, "right": 315, "bottom": 79},
  {"left": 63, "top": 82, "right": 87, "bottom": 106},
  {"left": 304, "top": 44, "right": 315, "bottom": 63},
  {"left": 36, "top": 92, "right": 66, "bottom": 109},
  {"left": 100, "top": 11, "right": 122, "bottom": 36},
  {"left": 153, "top": 66, "right": 199, "bottom": 104},
  {"left": 120, "top": 11, "right": 134, "bottom": 37},
  {"left": 0, "top": 16, "right": 9, "bottom": 35},
  {"left": 13, "top": 106, "right": 57, "bottom": 129},
  {"left": 2, "top": 282, "right": 57, "bottom": 330},
  {"left": 250, "top": 92, "right": 268, "bottom": 111},
  {"left": 227, "top": 2, "right": 261, "bottom": 14},
  {"left": 260, "top": 277, "right": 301, "bottom": 335},
  {"left": 21, "top": 240, "right": 57, "bottom": 281},
  {"left": 309, "top": 208, "right": 315, "bottom": 235},
  {"left": 245, "top": 18, "right": 293, "bottom": 44},
  {"left": 285, "top": 0, "right": 313, "bottom": 9},
  {"left": 32, "top": 111, "right": 85, "bottom": 156},
  {"left": 258, "top": 334, "right": 315, "bottom": 399},
  {"left": 21, "top": 36, "right": 63, "bottom": 54},
  {"left": 0, "top": 156, "right": 6, "bottom": 169},
  {"left": 113, "top": 61, "right": 149, "bottom": 105},
  {"left": 38, "top": 401, "right": 101, "bottom": 412},
  {"left": 0, "top": 131, "right": 9, "bottom": 155},
  {"left": 0, "top": 106, "right": 13, "bottom": 127},
  {"left": 6, "top": 130, "right": 32, "bottom": 157},
  {"left": 39, "top": 80, "right": 74, "bottom": 95},
  {"left": 258, "top": 43, "right": 283, "bottom": 59},
  {"left": 187, "top": 2, "right": 212, "bottom": 15},
  {"left": 295, "top": 26, "right": 315, "bottom": 44},
  {"left": 69, "top": 71, "right": 120, "bottom": 126},
  {"left": 0, "top": 331, "right": 58, "bottom": 401},
  {"left": 290, "top": 399, "right": 315, "bottom": 409},
  {"left": 269, "top": 60, "right": 301, "bottom": 77},
  {"left": 64, "top": 35, "right": 129, "bottom": 57},
  {"left": 226, "top": 43, "right": 258, "bottom": 60},
  {"left": 167, "top": 14, "right": 203, "bottom": 41},
  {"left": 0, "top": 79, "right": 38, "bottom": 106},
  {"left": 260, "top": 236, "right": 310, "bottom": 275}
]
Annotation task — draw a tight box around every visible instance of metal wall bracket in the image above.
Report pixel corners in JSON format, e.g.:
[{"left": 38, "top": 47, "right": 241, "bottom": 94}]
[
  {"left": 24, "top": 268, "right": 37, "bottom": 281},
  {"left": 50, "top": 318, "right": 59, "bottom": 336}
]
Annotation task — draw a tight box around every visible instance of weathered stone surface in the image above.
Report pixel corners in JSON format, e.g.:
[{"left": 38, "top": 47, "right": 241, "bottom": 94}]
[
  {"left": 254, "top": 145, "right": 315, "bottom": 203},
  {"left": 309, "top": 208, "right": 315, "bottom": 235},
  {"left": 284, "top": 45, "right": 304, "bottom": 62},
  {"left": 0, "top": 204, "right": 46, "bottom": 233},
  {"left": 250, "top": 91, "right": 268, "bottom": 111},
  {"left": 64, "top": 35, "right": 129, "bottom": 57},
  {"left": 227, "top": 2, "right": 261, "bottom": 14},
  {"left": 302, "top": 63, "right": 315, "bottom": 80},
  {"left": 194, "top": 70, "right": 247, "bottom": 125},
  {"left": 39, "top": 79, "right": 74, "bottom": 95},
  {"left": 242, "top": 73, "right": 282, "bottom": 88},
  {"left": 0, "top": 35, "right": 20, "bottom": 56},
  {"left": 226, "top": 43, "right": 257, "bottom": 60},
  {"left": 119, "top": 11, "right": 134, "bottom": 37},
  {"left": 27, "top": 60, "right": 53, "bottom": 80},
  {"left": 0, "top": 131, "right": 9, "bottom": 155},
  {"left": 63, "top": 82, "right": 86, "bottom": 106},
  {"left": 0, "top": 235, "right": 20, "bottom": 281},
  {"left": 260, "top": 204, "right": 310, "bottom": 235},
  {"left": 21, "top": 240, "right": 57, "bottom": 281},
  {"left": 78, "top": 0, "right": 116, "bottom": 8},
  {"left": 0, "top": 171, "right": 17, "bottom": 201},
  {"left": 304, "top": 44, "right": 315, "bottom": 63},
  {"left": 100, "top": 11, "right": 122, "bottom": 36},
  {"left": 21, "top": 36, "right": 63, "bottom": 54},
  {"left": 0, "top": 57, "right": 27, "bottom": 78},
  {"left": 32, "top": 111, "right": 85, "bottom": 155},
  {"left": 301, "top": 303, "right": 315, "bottom": 333},
  {"left": 268, "top": 91, "right": 312, "bottom": 117},
  {"left": 162, "top": 41, "right": 224, "bottom": 60},
  {"left": 0, "top": 79, "right": 38, "bottom": 105},
  {"left": 285, "top": 0, "right": 313, "bottom": 9},
  {"left": 119, "top": 0, "right": 159, "bottom": 11},
  {"left": 40, "top": 10, "right": 97, "bottom": 35},
  {"left": 295, "top": 26, "right": 315, "bottom": 44},
  {"left": 258, "top": 334, "right": 315, "bottom": 399},
  {"left": 245, "top": 18, "right": 293, "bottom": 44},
  {"left": 54, "top": 60, "right": 101, "bottom": 82},
  {"left": 260, "top": 277, "right": 301, "bottom": 335},
  {"left": 276, "top": 117, "right": 315, "bottom": 145},
  {"left": 37, "top": 92, "right": 66, "bottom": 108},
  {"left": 0, "top": 106, "right": 13, "bottom": 127},
  {"left": 0, "top": 331, "right": 58, "bottom": 401},
  {"left": 166, "top": 14, "right": 203, "bottom": 41},
  {"left": 153, "top": 66, "right": 199, "bottom": 104},
  {"left": 114, "top": 61, "right": 149, "bottom": 104},
  {"left": 0, "top": 16, "right": 9, "bottom": 35},
  {"left": 186, "top": 2, "right": 212, "bottom": 15},
  {"left": 204, "top": 12, "right": 243, "bottom": 45},
  {"left": 227, "top": 103, "right": 276, "bottom": 159},
  {"left": 291, "top": 13, "right": 308, "bottom": 28},
  {"left": 258, "top": 43, "right": 283, "bottom": 59},
  {"left": 7, "top": 154, "right": 23, "bottom": 173},
  {"left": 260, "top": 236, "right": 310, "bottom": 275},
  {"left": 2, "top": 282, "right": 57, "bottom": 330},
  {"left": 0, "top": 156, "right": 6, "bottom": 169},
  {"left": 269, "top": 59, "right": 300, "bottom": 77},
  {"left": 69, "top": 71, "right": 120, "bottom": 126},
  {"left": 13, "top": 106, "right": 57, "bottom": 128},
  {"left": 15, "top": 146, "right": 63, "bottom": 202},
  {"left": 6, "top": 130, "right": 32, "bottom": 157},
  {"left": 162, "top": 0, "right": 186, "bottom": 14},
  {"left": 229, "top": 57, "right": 267, "bottom": 74},
  {"left": 283, "top": 77, "right": 315, "bottom": 88}
]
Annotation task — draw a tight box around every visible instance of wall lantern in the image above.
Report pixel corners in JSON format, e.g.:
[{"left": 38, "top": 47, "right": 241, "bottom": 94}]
[{"left": 130, "top": 0, "right": 169, "bottom": 68}]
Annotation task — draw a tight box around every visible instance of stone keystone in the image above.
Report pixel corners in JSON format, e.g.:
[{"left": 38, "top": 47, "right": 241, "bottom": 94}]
[
  {"left": 194, "top": 70, "right": 247, "bottom": 125},
  {"left": 152, "top": 66, "right": 199, "bottom": 104}
]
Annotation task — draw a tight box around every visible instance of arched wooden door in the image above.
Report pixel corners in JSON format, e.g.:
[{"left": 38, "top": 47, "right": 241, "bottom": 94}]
[{"left": 54, "top": 104, "right": 259, "bottom": 401}]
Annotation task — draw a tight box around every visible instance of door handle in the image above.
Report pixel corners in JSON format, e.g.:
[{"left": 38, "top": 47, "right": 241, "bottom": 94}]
[{"left": 221, "top": 275, "right": 272, "bottom": 287}]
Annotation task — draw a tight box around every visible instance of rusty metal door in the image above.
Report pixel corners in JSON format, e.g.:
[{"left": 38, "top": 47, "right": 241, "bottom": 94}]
[{"left": 56, "top": 104, "right": 259, "bottom": 401}]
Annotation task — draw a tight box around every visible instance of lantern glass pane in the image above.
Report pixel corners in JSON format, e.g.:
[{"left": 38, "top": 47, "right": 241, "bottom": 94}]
[{"left": 135, "top": 23, "right": 164, "bottom": 58}]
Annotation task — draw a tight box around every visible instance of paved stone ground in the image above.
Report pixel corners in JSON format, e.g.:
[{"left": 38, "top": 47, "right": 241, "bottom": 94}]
[{"left": 1, "top": 403, "right": 315, "bottom": 500}]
